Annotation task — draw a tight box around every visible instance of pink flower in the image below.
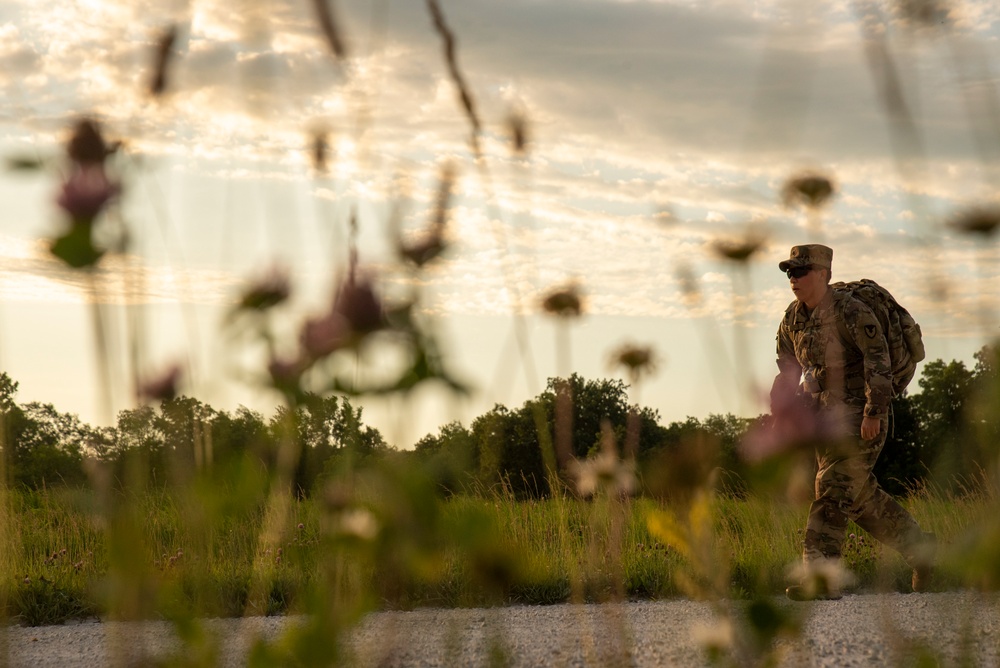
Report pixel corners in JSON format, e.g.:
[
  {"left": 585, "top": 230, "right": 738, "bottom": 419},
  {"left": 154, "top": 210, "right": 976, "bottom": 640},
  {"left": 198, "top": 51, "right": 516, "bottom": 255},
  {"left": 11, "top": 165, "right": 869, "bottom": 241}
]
[
  {"left": 334, "top": 276, "right": 385, "bottom": 335},
  {"left": 740, "top": 383, "right": 837, "bottom": 462},
  {"left": 138, "top": 364, "right": 182, "bottom": 402},
  {"left": 300, "top": 313, "right": 349, "bottom": 359},
  {"left": 56, "top": 164, "right": 119, "bottom": 223}
]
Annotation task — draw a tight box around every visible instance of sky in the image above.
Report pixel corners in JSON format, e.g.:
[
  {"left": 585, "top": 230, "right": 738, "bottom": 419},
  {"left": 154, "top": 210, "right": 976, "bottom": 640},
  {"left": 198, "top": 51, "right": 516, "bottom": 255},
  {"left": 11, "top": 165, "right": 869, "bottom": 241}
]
[{"left": 1, "top": 0, "right": 999, "bottom": 447}]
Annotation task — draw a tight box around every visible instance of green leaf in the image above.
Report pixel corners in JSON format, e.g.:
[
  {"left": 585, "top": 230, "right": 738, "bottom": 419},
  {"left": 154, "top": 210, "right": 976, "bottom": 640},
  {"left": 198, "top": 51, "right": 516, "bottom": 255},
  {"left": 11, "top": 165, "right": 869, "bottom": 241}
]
[
  {"left": 6, "top": 155, "right": 45, "bottom": 171},
  {"left": 50, "top": 224, "right": 103, "bottom": 268}
]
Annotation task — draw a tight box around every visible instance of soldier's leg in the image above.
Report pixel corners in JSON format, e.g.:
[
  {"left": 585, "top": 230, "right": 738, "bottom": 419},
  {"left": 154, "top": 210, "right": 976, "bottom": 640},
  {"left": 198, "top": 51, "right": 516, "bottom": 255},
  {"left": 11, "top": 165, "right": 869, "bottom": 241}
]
[
  {"left": 803, "top": 452, "right": 852, "bottom": 563},
  {"left": 787, "top": 451, "right": 854, "bottom": 600},
  {"left": 845, "top": 429, "right": 933, "bottom": 581}
]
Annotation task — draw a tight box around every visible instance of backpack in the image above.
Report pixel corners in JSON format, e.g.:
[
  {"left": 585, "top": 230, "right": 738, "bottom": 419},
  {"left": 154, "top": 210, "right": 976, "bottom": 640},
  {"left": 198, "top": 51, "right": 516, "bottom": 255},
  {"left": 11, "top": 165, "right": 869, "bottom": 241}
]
[{"left": 830, "top": 279, "right": 925, "bottom": 396}]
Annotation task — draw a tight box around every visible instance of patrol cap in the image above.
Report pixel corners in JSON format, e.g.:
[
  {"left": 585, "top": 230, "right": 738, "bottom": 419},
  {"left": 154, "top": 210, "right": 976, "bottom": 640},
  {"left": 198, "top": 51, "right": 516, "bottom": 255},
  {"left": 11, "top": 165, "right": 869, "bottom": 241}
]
[{"left": 778, "top": 244, "right": 833, "bottom": 272}]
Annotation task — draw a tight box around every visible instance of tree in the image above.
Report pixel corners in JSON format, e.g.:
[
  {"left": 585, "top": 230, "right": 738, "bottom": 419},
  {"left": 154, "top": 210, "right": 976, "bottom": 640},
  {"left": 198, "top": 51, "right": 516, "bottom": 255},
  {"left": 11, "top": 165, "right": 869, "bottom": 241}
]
[
  {"left": 8, "top": 402, "right": 91, "bottom": 487},
  {"left": 269, "top": 394, "right": 390, "bottom": 496},
  {"left": 910, "top": 359, "right": 976, "bottom": 487},
  {"left": 413, "top": 420, "right": 477, "bottom": 496}
]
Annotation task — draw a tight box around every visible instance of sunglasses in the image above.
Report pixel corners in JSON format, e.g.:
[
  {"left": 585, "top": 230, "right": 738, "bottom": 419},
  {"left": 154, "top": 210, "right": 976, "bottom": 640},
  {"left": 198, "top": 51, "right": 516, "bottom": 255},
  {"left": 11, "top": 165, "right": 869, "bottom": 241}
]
[{"left": 785, "top": 265, "right": 814, "bottom": 279}]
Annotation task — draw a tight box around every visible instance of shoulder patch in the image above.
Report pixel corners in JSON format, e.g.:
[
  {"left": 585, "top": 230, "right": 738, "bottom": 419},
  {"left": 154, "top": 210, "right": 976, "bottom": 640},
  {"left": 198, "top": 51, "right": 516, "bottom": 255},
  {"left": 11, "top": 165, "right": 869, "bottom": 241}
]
[{"left": 864, "top": 324, "right": 877, "bottom": 339}]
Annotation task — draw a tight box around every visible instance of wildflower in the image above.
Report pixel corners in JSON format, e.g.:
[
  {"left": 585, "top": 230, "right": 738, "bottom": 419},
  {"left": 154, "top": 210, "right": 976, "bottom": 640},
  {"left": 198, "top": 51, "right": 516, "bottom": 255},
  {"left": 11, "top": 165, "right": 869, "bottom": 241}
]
[
  {"left": 570, "top": 424, "right": 636, "bottom": 497},
  {"left": 691, "top": 618, "right": 734, "bottom": 657},
  {"left": 399, "top": 163, "right": 454, "bottom": 267},
  {"left": 297, "top": 523, "right": 305, "bottom": 530},
  {"left": 238, "top": 267, "right": 291, "bottom": 311},
  {"left": 66, "top": 119, "right": 111, "bottom": 166},
  {"left": 740, "top": 381, "right": 836, "bottom": 462},
  {"left": 138, "top": 364, "right": 182, "bottom": 403},
  {"left": 338, "top": 508, "right": 379, "bottom": 541},
  {"left": 541, "top": 283, "right": 584, "bottom": 318},
  {"left": 333, "top": 274, "right": 385, "bottom": 335},
  {"left": 300, "top": 312, "right": 349, "bottom": 359},
  {"left": 56, "top": 164, "right": 119, "bottom": 224},
  {"left": 23, "top": 576, "right": 30, "bottom": 585},
  {"left": 782, "top": 172, "right": 836, "bottom": 209},
  {"left": 786, "top": 558, "right": 857, "bottom": 599},
  {"left": 948, "top": 205, "right": 1000, "bottom": 236}
]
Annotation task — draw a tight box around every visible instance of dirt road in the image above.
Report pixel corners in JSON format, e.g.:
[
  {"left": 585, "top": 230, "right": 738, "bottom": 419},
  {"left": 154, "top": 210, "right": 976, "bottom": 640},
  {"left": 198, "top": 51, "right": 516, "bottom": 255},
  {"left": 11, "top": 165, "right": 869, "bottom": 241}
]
[{"left": 7, "top": 592, "right": 999, "bottom": 666}]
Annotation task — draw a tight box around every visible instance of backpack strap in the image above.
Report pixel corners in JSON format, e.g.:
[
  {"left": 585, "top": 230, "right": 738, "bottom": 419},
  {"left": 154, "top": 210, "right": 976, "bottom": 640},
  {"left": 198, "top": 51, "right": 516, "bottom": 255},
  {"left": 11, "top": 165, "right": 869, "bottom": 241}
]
[{"left": 831, "top": 291, "right": 867, "bottom": 390}]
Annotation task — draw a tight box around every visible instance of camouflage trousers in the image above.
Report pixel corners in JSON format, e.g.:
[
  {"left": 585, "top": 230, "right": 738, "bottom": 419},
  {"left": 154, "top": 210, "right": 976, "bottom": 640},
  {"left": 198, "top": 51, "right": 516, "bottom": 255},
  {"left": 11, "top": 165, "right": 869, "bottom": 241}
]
[{"left": 803, "top": 412, "right": 925, "bottom": 566}]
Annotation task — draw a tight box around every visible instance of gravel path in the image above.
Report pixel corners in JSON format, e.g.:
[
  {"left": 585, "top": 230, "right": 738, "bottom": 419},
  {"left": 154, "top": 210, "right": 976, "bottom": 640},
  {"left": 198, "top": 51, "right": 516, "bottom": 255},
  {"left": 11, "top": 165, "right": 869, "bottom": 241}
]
[{"left": 6, "top": 592, "right": 999, "bottom": 666}]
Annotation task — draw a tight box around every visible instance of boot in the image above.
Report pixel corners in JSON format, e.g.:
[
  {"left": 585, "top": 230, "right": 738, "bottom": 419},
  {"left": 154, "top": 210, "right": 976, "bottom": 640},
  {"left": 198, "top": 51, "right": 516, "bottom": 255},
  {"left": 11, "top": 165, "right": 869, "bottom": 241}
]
[
  {"left": 785, "top": 582, "right": 842, "bottom": 601},
  {"left": 785, "top": 559, "right": 850, "bottom": 601}
]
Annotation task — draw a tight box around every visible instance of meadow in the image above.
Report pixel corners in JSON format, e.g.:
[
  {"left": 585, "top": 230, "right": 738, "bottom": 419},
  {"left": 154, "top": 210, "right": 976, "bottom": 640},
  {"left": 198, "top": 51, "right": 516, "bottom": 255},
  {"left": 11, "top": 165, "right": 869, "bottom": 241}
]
[
  {"left": 5, "top": 1, "right": 1000, "bottom": 665},
  {"left": 6, "top": 475, "right": 993, "bottom": 628}
]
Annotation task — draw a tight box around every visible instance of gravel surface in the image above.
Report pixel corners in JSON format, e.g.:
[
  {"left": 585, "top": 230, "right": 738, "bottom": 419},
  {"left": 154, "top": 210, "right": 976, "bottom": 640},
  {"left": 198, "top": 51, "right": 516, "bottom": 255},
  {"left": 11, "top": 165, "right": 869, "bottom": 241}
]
[{"left": 6, "top": 592, "right": 999, "bottom": 666}]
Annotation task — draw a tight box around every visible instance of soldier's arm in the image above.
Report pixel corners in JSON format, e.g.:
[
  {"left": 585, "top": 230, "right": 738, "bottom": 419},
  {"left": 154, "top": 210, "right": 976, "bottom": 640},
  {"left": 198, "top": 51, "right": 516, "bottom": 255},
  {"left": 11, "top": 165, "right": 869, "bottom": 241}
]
[
  {"left": 844, "top": 301, "right": 893, "bottom": 418},
  {"left": 770, "top": 324, "right": 802, "bottom": 411}
]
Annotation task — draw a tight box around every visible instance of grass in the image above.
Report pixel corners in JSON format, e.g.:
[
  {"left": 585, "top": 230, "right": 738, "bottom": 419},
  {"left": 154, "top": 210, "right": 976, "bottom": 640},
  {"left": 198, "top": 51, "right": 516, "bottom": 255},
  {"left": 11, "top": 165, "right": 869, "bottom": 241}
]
[{"left": 2, "top": 477, "right": 994, "bottom": 627}]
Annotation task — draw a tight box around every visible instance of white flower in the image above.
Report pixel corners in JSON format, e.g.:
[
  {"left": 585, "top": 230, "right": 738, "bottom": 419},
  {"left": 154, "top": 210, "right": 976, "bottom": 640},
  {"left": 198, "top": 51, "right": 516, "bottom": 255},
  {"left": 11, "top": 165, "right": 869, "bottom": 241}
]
[{"left": 338, "top": 508, "right": 379, "bottom": 541}]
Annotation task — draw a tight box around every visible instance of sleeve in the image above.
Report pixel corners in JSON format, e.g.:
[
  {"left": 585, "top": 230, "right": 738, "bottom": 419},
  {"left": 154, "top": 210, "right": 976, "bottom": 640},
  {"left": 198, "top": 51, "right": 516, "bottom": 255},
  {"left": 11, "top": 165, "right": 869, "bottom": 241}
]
[
  {"left": 843, "top": 300, "right": 893, "bottom": 417},
  {"left": 769, "top": 319, "right": 802, "bottom": 412}
]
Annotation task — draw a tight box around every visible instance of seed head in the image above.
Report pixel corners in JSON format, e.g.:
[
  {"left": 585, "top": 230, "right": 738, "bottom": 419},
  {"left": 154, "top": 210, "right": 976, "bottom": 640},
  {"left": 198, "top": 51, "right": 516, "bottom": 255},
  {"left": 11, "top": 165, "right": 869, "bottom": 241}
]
[
  {"left": 238, "top": 267, "right": 291, "bottom": 311},
  {"left": 507, "top": 109, "right": 529, "bottom": 155},
  {"left": 310, "top": 128, "right": 330, "bottom": 174},
  {"left": 541, "top": 283, "right": 584, "bottom": 318},
  {"left": 949, "top": 205, "right": 1000, "bottom": 236},
  {"left": 609, "top": 343, "right": 658, "bottom": 382},
  {"left": 782, "top": 172, "right": 836, "bottom": 209},
  {"left": 710, "top": 230, "right": 767, "bottom": 263},
  {"left": 895, "top": 0, "right": 953, "bottom": 28},
  {"left": 67, "top": 119, "right": 113, "bottom": 166},
  {"left": 149, "top": 24, "right": 178, "bottom": 97}
]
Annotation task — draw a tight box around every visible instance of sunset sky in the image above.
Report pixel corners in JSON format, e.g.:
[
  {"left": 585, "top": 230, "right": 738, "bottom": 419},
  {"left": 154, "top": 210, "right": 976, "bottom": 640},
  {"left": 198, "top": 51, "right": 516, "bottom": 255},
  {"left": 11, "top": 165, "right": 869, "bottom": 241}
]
[{"left": 1, "top": 0, "right": 999, "bottom": 446}]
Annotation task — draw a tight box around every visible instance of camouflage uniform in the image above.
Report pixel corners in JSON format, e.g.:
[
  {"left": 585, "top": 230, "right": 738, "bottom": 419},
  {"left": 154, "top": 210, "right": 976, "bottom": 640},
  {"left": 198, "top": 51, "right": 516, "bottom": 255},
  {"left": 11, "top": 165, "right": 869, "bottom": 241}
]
[{"left": 772, "top": 245, "right": 926, "bottom": 571}]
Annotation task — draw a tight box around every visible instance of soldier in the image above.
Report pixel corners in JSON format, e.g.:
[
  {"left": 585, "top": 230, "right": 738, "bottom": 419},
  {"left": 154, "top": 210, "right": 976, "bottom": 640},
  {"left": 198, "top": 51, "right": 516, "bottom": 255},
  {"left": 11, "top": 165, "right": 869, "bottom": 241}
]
[{"left": 771, "top": 244, "right": 935, "bottom": 600}]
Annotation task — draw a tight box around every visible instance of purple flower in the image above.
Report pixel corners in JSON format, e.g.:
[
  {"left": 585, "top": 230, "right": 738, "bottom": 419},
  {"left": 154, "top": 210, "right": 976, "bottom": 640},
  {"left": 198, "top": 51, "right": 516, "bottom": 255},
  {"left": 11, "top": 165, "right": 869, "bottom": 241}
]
[
  {"left": 334, "top": 275, "right": 385, "bottom": 335},
  {"left": 56, "top": 165, "right": 119, "bottom": 223},
  {"left": 300, "top": 312, "right": 349, "bottom": 359},
  {"left": 138, "top": 364, "right": 182, "bottom": 402}
]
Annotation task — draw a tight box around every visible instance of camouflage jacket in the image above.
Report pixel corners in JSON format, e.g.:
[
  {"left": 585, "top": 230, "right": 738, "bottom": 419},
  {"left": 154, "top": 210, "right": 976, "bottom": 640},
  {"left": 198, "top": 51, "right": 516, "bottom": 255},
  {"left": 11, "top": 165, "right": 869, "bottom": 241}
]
[{"left": 773, "top": 287, "right": 893, "bottom": 419}]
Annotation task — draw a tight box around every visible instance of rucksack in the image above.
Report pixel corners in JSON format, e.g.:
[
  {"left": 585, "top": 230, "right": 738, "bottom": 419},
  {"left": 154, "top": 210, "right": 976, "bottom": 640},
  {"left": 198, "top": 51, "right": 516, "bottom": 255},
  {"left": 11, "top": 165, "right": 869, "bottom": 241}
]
[{"left": 830, "top": 279, "right": 925, "bottom": 396}]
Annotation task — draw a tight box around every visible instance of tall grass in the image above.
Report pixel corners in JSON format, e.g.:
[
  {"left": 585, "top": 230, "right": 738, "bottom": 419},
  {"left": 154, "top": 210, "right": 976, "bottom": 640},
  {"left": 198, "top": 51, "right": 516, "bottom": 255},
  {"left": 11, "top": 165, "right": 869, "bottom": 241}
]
[{"left": 3, "top": 477, "right": 993, "bottom": 627}]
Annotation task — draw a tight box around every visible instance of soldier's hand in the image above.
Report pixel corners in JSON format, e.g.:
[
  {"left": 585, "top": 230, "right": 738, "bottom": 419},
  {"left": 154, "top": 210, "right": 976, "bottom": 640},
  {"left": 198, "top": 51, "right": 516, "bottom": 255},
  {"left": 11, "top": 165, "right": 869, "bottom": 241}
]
[{"left": 861, "top": 416, "right": 881, "bottom": 440}]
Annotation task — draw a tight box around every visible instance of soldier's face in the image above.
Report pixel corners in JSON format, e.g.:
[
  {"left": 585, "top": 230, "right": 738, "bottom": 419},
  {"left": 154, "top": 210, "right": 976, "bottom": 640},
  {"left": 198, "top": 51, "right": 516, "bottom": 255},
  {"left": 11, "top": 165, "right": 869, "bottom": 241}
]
[{"left": 789, "top": 265, "right": 828, "bottom": 307}]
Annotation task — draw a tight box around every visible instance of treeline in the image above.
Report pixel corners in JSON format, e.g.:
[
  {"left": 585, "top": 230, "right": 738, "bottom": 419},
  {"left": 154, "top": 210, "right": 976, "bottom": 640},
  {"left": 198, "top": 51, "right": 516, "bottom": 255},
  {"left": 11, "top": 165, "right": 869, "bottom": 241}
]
[
  {"left": 411, "top": 345, "right": 1000, "bottom": 498},
  {"left": 0, "top": 373, "right": 387, "bottom": 493},
  {"left": 1, "top": 344, "right": 998, "bottom": 497}
]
